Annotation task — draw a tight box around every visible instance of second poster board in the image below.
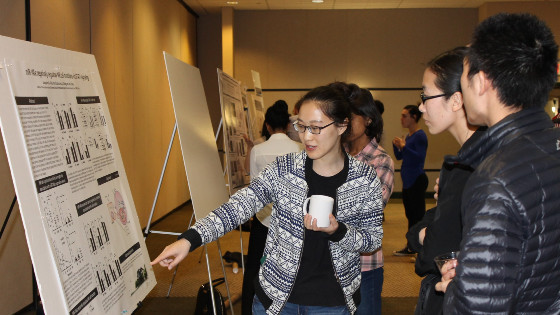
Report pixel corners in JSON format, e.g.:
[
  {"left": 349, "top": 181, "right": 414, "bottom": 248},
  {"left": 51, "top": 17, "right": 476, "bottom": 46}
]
[
  {"left": 163, "top": 52, "right": 230, "bottom": 220},
  {"left": 217, "top": 69, "right": 250, "bottom": 194}
]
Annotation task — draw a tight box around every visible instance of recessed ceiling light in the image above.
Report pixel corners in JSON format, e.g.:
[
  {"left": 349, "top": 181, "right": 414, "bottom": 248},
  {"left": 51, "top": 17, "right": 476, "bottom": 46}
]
[
  {"left": 312, "top": 0, "right": 324, "bottom": 3},
  {"left": 226, "top": 1, "right": 238, "bottom": 4}
]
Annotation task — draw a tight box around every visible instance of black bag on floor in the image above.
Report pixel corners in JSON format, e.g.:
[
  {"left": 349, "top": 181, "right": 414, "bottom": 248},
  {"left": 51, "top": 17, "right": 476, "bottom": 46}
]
[{"left": 194, "top": 277, "right": 227, "bottom": 315}]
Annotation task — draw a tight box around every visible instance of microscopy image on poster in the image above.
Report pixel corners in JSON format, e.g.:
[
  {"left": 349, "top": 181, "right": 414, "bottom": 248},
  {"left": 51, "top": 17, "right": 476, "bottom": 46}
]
[
  {"left": 217, "top": 69, "right": 250, "bottom": 194},
  {"left": 0, "top": 52, "right": 155, "bottom": 315}
]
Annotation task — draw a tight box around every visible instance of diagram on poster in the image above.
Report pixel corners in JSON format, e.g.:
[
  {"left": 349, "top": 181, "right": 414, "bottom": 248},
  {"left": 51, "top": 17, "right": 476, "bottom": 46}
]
[
  {"left": 217, "top": 69, "right": 250, "bottom": 194},
  {"left": 0, "top": 35, "right": 155, "bottom": 315}
]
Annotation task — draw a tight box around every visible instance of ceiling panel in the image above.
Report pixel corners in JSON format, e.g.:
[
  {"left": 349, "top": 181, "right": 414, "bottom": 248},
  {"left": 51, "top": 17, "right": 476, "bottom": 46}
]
[{"left": 182, "top": 0, "right": 556, "bottom": 15}]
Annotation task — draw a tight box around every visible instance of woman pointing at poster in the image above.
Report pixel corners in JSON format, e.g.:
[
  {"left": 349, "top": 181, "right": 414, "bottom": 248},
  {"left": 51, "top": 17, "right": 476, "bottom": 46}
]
[{"left": 151, "top": 84, "right": 384, "bottom": 315}]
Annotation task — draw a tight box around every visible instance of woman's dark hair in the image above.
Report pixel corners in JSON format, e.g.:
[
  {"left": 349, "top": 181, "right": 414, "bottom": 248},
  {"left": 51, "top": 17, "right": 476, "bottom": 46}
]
[
  {"left": 265, "top": 100, "right": 290, "bottom": 131},
  {"left": 427, "top": 46, "right": 468, "bottom": 100},
  {"left": 374, "top": 99, "right": 385, "bottom": 115},
  {"left": 260, "top": 121, "right": 271, "bottom": 140},
  {"left": 297, "top": 84, "right": 352, "bottom": 143},
  {"left": 293, "top": 98, "right": 303, "bottom": 115},
  {"left": 356, "top": 88, "right": 383, "bottom": 142},
  {"left": 327, "top": 82, "right": 383, "bottom": 143},
  {"left": 404, "top": 104, "right": 422, "bottom": 122}
]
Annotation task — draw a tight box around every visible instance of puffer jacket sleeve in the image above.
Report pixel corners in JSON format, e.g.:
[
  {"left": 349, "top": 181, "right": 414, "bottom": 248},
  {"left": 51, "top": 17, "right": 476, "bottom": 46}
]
[
  {"left": 443, "top": 176, "right": 523, "bottom": 314},
  {"left": 192, "top": 160, "right": 276, "bottom": 245}
]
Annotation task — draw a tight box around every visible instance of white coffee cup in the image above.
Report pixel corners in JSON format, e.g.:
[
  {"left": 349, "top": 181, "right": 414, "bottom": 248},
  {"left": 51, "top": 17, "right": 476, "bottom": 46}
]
[{"left": 302, "top": 195, "right": 334, "bottom": 228}]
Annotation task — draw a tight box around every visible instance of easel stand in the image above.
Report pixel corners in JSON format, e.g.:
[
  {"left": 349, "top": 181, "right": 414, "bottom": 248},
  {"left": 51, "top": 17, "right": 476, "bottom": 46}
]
[
  {"left": 143, "top": 121, "right": 245, "bottom": 315},
  {"left": 1, "top": 196, "right": 43, "bottom": 314}
]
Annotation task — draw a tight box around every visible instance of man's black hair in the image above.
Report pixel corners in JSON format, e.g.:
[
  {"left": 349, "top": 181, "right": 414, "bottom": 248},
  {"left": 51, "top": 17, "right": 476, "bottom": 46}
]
[
  {"left": 404, "top": 104, "right": 422, "bottom": 122},
  {"left": 466, "top": 13, "right": 558, "bottom": 109}
]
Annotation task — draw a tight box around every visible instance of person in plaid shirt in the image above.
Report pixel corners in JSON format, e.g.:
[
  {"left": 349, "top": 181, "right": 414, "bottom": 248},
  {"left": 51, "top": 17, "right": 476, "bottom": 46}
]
[{"left": 330, "top": 82, "right": 394, "bottom": 315}]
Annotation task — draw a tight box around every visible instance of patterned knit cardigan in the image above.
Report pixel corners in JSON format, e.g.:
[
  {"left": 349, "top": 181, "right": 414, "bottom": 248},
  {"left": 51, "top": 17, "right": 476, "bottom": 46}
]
[{"left": 192, "top": 151, "right": 384, "bottom": 314}]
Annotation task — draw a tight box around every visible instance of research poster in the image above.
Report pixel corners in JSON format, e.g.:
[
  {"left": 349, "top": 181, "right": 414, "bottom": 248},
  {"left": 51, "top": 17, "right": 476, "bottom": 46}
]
[
  {"left": 251, "top": 69, "right": 262, "bottom": 97},
  {"left": 0, "top": 36, "right": 155, "bottom": 314},
  {"left": 248, "top": 94, "right": 265, "bottom": 142},
  {"left": 217, "top": 69, "right": 249, "bottom": 194}
]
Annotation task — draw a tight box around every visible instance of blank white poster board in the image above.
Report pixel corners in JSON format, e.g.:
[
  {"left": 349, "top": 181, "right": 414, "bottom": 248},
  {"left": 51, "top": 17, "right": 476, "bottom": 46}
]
[
  {"left": 163, "top": 52, "right": 229, "bottom": 220},
  {"left": 0, "top": 35, "right": 156, "bottom": 315}
]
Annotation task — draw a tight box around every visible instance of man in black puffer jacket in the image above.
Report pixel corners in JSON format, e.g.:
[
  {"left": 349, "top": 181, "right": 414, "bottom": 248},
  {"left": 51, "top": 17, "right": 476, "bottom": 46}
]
[{"left": 436, "top": 13, "right": 560, "bottom": 314}]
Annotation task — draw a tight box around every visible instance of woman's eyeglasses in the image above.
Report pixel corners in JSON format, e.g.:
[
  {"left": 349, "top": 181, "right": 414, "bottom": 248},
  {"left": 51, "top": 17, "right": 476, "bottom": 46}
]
[
  {"left": 293, "top": 121, "right": 335, "bottom": 135},
  {"left": 420, "top": 92, "right": 448, "bottom": 104}
]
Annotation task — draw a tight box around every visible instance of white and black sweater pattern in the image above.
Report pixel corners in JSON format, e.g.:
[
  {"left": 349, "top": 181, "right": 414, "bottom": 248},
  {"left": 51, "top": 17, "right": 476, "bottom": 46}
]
[{"left": 192, "top": 151, "right": 384, "bottom": 314}]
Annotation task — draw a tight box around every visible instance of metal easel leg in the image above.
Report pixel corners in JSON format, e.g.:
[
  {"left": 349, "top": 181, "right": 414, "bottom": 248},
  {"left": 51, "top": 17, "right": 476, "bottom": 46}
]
[
  {"left": 239, "top": 225, "right": 245, "bottom": 275},
  {"left": 216, "top": 239, "right": 234, "bottom": 315},
  {"left": 165, "top": 265, "right": 179, "bottom": 298},
  {"left": 143, "top": 122, "right": 177, "bottom": 238},
  {"left": 166, "top": 209, "right": 196, "bottom": 297},
  {"left": 204, "top": 245, "right": 219, "bottom": 315}
]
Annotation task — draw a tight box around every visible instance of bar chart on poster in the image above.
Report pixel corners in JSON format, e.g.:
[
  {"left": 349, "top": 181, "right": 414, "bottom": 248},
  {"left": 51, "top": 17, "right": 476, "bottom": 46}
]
[{"left": 0, "top": 35, "right": 155, "bottom": 314}]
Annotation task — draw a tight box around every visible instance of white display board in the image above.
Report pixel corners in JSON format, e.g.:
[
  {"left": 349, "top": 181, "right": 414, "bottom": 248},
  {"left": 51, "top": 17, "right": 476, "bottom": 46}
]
[
  {"left": 0, "top": 35, "right": 155, "bottom": 315},
  {"left": 251, "top": 70, "right": 262, "bottom": 97},
  {"left": 217, "top": 69, "right": 250, "bottom": 194},
  {"left": 163, "top": 52, "right": 230, "bottom": 220}
]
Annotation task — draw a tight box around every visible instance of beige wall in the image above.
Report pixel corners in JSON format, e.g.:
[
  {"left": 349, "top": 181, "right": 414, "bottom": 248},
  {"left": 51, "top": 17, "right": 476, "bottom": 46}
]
[
  {"left": 232, "top": 8, "right": 479, "bottom": 192},
  {"left": 27, "top": 0, "right": 197, "bottom": 226},
  {"left": 0, "top": 0, "right": 196, "bottom": 313},
  {"left": 479, "top": 1, "right": 560, "bottom": 31},
  {"left": 90, "top": 0, "right": 196, "bottom": 226},
  {"left": 198, "top": 14, "right": 223, "bottom": 133},
  {"left": 0, "top": 2, "right": 33, "bottom": 314}
]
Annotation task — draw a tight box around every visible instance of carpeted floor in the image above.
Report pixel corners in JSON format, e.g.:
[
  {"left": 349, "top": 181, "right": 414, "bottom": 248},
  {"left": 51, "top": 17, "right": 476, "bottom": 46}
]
[
  {"left": 138, "top": 199, "right": 435, "bottom": 314},
  {"left": 133, "top": 296, "right": 419, "bottom": 314}
]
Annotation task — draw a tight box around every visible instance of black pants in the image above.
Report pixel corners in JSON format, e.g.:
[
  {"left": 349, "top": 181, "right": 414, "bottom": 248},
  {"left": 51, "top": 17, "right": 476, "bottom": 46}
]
[
  {"left": 241, "top": 216, "right": 268, "bottom": 315},
  {"left": 403, "top": 173, "right": 428, "bottom": 249}
]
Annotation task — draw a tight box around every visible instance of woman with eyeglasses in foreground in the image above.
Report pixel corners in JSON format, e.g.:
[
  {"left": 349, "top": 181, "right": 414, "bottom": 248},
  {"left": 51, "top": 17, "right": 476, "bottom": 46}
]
[
  {"left": 405, "top": 46, "right": 486, "bottom": 315},
  {"left": 151, "top": 84, "right": 384, "bottom": 315}
]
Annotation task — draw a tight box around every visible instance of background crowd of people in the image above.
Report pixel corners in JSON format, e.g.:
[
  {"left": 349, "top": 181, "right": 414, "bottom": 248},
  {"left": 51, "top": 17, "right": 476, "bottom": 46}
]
[{"left": 152, "top": 12, "right": 560, "bottom": 315}]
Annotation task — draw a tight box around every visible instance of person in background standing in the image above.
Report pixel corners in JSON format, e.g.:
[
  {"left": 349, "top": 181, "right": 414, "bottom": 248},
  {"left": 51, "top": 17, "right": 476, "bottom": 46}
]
[
  {"left": 241, "top": 100, "right": 303, "bottom": 314},
  {"left": 331, "top": 82, "right": 394, "bottom": 315},
  {"left": 287, "top": 99, "right": 303, "bottom": 142},
  {"left": 392, "top": 105, "right": 428, "bottom": 256}
]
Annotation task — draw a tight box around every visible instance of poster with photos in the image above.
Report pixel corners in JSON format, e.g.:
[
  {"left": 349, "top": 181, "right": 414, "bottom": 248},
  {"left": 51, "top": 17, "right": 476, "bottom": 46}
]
[
  {"left": 248, "top": 94, "right": 265, "bottom": 143},
  {"left": 217, "top": 69, "right": 250, "bottom": 194},
  {"left": 251, "top": 69, "right": 262, "bottom": 97}
]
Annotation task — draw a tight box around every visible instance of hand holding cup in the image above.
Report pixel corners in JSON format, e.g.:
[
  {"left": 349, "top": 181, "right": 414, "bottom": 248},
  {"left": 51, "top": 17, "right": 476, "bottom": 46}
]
[
  {"left": 434, "top": 251, "right": 459, "bottom": 293},
  {"left": 303, "top": 195, "right": 337, "bottom": 234}
]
